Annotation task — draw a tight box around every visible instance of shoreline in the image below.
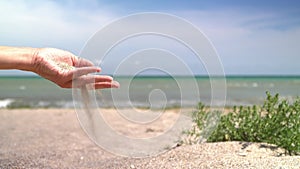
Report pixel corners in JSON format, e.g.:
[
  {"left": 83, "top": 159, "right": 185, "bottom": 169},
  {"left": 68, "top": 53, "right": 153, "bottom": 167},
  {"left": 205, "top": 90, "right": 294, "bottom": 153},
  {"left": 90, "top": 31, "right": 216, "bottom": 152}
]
[{"left": 1, "top": 108, "right": 299, "bottom": 168}]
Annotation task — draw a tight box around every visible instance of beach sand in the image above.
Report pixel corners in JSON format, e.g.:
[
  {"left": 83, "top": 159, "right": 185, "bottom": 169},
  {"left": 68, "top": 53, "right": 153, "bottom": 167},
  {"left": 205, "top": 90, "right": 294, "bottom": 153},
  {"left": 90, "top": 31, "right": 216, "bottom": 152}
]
[{"left": 0, "top": 108, "right": 300, "bottom": 168}]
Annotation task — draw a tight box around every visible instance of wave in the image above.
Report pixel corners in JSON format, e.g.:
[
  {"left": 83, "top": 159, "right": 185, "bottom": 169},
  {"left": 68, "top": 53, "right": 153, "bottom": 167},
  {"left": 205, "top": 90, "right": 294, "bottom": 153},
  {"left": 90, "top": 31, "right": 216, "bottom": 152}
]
[
  {"left": 0, "top": 99, "right": 14, "bottom": 108},
  {"left": 0, "top": 99, "right": 75, "bottom": 109}
]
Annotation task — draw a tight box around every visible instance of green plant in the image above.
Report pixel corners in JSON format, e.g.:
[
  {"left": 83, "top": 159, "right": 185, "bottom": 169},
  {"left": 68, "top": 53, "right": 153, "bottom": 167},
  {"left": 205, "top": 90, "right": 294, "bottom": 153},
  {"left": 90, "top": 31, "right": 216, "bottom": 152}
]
[{"left": 188, "top": 92, "right": 300, "bottom": 155}]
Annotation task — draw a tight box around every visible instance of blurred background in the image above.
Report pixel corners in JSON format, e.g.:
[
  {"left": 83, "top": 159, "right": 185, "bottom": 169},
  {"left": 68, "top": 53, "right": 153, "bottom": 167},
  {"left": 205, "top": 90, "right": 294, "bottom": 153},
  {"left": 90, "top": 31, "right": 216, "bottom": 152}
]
[{"left": 0, "top": 0, "right": 300, "bottom": 108}]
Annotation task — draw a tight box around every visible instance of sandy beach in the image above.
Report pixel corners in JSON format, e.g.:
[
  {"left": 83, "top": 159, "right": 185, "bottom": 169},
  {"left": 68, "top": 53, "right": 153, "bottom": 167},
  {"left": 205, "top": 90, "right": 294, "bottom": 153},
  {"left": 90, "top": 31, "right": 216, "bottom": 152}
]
[{"left": 1, "top": 108, "right": 300, "bottom": 169}]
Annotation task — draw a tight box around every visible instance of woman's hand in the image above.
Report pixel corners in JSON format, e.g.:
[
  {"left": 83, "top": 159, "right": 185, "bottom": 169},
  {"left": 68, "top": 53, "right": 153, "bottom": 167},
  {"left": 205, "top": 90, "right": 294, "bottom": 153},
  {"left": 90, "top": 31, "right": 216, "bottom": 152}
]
[{"left": 32, "top": 48, "right": 119, "bottom": 89}]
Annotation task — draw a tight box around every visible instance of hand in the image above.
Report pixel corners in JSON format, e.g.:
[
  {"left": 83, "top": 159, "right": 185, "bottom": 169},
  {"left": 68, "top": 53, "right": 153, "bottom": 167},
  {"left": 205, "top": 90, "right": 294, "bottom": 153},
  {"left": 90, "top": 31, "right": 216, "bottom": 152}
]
[{"left": 32, "top": 48, "right": 119, "bottom": 89}]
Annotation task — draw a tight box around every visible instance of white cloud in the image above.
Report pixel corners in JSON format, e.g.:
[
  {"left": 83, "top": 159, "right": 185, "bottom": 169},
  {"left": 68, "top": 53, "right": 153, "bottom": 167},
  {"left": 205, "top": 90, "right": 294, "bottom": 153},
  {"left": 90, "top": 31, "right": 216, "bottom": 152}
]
[
  {"left": 0, "top": 0, "right": 116, "bottom": 54},
  {"left": 175, "top": 9, "right": 300, "bottom": 74},
  {"left": 0, "top": 1, "right": 299, "bottom": 75}
]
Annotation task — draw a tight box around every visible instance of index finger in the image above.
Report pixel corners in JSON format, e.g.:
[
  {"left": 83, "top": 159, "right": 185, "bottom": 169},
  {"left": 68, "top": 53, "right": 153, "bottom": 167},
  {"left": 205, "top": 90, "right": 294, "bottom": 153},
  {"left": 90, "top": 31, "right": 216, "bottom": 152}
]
[
  {"left": 75, "top": 57, "right": 95, "bottom": 67},
  {"left": 68, "top": 67, "right": 101, "bottom": 79}
]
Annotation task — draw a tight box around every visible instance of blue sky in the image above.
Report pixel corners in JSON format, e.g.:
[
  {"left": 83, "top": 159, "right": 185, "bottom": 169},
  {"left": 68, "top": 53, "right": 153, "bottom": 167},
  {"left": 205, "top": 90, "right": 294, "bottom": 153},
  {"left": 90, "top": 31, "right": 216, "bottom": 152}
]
[{"left": 0, "top": 0, "right": 300, "bottom": 75}]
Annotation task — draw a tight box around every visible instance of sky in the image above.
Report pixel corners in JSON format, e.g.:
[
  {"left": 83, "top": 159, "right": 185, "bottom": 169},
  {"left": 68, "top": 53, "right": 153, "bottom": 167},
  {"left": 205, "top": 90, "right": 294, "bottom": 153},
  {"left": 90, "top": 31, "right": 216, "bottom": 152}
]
[{"left": 0, "top": 0, "right": 300, "bottom": 76}]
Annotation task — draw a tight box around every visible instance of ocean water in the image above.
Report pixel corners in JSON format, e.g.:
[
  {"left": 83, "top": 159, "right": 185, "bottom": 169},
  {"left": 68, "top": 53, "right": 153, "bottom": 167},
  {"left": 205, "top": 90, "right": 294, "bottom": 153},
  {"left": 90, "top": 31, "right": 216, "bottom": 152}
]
[{"left": 0, "top": 76, "right": 300, "bottom": 108}]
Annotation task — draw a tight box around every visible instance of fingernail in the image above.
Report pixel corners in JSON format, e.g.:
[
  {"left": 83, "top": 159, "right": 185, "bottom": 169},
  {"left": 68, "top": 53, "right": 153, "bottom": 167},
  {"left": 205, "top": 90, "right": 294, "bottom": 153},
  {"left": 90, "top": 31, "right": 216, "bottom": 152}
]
[
  {"left": 107, "top": 76, "right": 114, "bottom": 81},
  {"left": 112, "top": 81, "right": 120, "bottom": 88}
]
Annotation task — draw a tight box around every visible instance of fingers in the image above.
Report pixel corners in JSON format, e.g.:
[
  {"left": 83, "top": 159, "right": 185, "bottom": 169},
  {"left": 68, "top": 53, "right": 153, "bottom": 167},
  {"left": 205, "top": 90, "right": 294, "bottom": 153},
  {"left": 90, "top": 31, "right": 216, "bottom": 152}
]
[
  {"left": 62, "top": 65, "right": 120, "bottom": 89},
  {"left": 72, "top": 74, "right": 120, "bottom": 89},
  {"left": 93, "top": 81, "right": 120, "bottom": 89},
  {"left": 73, "top": 75, "right": 113, "bottom": 87},
  {"left": 83, "top": 81, "right": 120, "bottom": 90},
  {"left": 80, "top": 81, "right": 120, "bottom": 89},
  {"left": 76, "top": 58, "right": 95, "bottom": 67},
  {"left": 69, "top": 67, "right": 101, "bottom": 79}
]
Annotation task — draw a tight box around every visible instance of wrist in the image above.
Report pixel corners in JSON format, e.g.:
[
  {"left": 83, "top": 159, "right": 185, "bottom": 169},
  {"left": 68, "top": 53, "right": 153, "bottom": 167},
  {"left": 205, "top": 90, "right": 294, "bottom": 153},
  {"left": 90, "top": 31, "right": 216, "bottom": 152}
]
[
  {"left": 0, "top": 46, "right": 37, "bottom": 71},
  {"left": 18, "top": 47, "right": 38, "bottom": 72}
]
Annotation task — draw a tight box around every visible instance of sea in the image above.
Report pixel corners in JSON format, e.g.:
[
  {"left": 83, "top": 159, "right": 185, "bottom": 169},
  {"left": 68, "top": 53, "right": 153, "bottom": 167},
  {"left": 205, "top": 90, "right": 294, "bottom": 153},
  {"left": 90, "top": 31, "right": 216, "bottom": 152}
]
[{"left": 0, "top": 76, "right": 300, "bottom": 109}]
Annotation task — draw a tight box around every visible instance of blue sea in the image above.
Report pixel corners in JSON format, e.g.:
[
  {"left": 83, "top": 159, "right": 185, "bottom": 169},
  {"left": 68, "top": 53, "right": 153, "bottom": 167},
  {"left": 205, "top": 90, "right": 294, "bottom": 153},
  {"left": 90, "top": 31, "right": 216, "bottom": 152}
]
[{"left": 0, "top": 76, "right": 300, "bottom": 108}]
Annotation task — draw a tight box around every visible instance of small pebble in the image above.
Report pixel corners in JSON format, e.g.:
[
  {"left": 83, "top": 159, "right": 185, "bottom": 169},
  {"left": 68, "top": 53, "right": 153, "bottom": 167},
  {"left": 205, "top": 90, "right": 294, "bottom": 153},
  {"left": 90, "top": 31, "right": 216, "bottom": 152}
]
[{"left": 238, "top": 151, "right": 248, "bottom": 156}]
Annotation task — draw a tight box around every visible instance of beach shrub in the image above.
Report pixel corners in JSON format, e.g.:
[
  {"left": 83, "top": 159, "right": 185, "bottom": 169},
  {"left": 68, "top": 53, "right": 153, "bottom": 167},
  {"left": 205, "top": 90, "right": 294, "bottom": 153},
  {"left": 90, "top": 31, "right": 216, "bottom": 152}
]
[
  {"left": 6, "top": 100, "right": 33, "bottom": 109},
  {"left": 188, "top": 92, "right": 300, "bottom": 155}
]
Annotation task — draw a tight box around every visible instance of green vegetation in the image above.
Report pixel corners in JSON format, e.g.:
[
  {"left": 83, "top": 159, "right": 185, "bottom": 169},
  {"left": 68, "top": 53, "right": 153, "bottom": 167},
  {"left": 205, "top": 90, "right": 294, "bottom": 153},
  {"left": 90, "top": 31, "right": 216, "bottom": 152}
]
[
  {"left": 187, "top": 92, "right": 300, "bottom": 155},
  {"left": 6, "top": 100, "right": 33, "bottom": 109}
]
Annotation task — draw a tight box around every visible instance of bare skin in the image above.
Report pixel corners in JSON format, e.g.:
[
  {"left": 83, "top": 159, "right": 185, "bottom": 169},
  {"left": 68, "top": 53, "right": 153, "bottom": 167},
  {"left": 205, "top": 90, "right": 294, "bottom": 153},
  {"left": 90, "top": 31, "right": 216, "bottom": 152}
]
[{"left": 0, "top": 46, "right": 119, "bottom": 89}]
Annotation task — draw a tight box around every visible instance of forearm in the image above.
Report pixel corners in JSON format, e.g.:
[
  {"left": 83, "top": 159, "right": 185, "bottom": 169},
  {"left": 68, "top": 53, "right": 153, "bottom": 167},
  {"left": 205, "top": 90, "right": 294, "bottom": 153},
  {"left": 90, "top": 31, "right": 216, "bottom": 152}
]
[{"left": 0, "top": 46, "right": 37, "bottom": 71}]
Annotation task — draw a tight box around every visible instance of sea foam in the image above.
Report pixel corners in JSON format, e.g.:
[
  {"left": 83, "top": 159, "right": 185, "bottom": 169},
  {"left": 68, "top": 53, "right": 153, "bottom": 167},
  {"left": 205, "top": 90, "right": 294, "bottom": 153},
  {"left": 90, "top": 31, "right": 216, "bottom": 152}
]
[{"left": 0, "top": 99, "right": 14, "bottom": 108}]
